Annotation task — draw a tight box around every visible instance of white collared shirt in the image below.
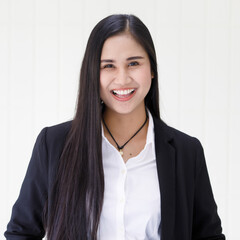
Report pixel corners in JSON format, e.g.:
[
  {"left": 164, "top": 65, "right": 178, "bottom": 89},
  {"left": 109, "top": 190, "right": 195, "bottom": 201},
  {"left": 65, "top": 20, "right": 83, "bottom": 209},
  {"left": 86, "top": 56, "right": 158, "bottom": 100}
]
[{"left": 98, "top": 112, "right": 161, "bottom": 240}]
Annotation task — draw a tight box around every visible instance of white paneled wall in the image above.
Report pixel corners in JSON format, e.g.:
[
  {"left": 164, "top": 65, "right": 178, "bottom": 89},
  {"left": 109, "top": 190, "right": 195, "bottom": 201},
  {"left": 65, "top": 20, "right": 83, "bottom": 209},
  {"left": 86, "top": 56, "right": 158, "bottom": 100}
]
[{"left": 1, "top": 0, "right": 239, "bottom": 239}]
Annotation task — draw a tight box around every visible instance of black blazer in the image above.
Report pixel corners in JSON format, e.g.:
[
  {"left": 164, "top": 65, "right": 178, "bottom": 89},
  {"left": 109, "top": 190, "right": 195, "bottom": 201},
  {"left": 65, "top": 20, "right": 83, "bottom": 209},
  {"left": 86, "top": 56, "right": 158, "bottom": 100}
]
[{"left": 5, "top": 118, "right": 225, "bottom": 240}]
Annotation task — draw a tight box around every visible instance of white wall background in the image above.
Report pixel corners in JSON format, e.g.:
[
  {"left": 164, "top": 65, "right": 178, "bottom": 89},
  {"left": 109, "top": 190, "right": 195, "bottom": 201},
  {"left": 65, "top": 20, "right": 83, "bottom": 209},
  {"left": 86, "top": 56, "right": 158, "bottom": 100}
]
[{"left": 0, "top": 0, "right": 239, "bottom": 239}]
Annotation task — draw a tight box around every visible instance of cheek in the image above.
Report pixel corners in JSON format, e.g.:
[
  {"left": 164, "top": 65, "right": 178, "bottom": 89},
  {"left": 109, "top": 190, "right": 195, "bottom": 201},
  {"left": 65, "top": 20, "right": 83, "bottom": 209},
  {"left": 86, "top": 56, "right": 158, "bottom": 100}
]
[
  {"left": 144, "top": 78, "right": 152, "bottom": 96},
  {"left": 100, "top": 71, "right": 111, "bottom": 85},
  {"left": 137, "top": 68, "right": 152, "bottom": 90}
]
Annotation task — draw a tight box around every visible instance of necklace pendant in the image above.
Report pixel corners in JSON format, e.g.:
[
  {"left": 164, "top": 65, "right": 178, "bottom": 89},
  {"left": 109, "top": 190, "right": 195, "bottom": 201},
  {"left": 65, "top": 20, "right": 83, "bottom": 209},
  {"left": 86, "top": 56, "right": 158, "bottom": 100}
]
[{"left": 119, "top": 149, "right": 123, "bottom": 156}]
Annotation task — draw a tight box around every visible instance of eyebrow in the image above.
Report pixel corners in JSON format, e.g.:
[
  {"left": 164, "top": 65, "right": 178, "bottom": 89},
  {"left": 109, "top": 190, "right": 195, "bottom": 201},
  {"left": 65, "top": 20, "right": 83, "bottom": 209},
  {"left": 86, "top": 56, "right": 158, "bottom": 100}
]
[
  {"left": 100, "top": 56, "right": 144, "bottom": 63},
  {"left": 127, "top": 56, "right": 144, "bottom": 61}
]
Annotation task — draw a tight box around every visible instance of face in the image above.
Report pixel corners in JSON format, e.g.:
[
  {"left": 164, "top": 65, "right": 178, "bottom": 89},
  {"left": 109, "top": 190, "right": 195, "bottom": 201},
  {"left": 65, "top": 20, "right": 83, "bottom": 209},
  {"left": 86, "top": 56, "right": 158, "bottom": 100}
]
[{"left": 100, "top": 33, "right": 152, "bottom": 116}]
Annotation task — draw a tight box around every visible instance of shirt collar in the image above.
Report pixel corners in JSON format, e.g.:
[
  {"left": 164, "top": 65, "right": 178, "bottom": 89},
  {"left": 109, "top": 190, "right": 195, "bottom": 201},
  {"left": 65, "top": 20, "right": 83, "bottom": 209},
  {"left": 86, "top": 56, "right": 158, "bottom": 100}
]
[{"left": 145, "top": 110, "right": 155, "bottom": 148}]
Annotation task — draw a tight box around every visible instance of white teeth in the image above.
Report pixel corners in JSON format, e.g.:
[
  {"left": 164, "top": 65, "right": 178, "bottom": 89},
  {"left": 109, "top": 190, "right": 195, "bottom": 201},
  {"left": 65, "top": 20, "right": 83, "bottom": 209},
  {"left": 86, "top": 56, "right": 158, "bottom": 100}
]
[{"left": 113, "top": 89, "right": 135, "bottom": 95}]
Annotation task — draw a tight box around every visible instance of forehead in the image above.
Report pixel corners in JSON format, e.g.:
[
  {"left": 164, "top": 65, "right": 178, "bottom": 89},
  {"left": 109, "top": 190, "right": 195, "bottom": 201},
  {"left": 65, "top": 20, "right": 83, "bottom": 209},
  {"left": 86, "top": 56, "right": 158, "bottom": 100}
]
[{"left": 101, "top": 33, "right": 147, "bottom": 58}]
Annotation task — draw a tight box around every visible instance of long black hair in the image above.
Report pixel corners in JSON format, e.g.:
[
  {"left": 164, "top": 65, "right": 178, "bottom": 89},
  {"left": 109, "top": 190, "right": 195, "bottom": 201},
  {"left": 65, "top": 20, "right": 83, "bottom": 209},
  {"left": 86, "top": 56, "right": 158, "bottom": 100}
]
[{"left": 45, "top": 14, "right": 160, "bottom": 240}]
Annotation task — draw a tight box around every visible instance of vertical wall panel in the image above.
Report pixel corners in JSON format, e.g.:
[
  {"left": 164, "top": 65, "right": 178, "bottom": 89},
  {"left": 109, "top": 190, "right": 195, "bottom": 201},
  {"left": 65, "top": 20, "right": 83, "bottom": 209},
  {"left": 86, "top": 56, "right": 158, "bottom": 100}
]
[
  {"left": 34, "top": 0, "right": 60, "bottom": 131},
  {"left": 227, "top": 0, "right": 240, "bottom": 238},
  {"left": 179, "top": 0, "right": 206, "bottom": 140},
  {"left": 59, "top": 0, "right": 84, "bottom": 121},
  {"left": 204, "top": 1, "right": 230, "bottom": 230},
  {"left": 0, "top": 0, "right": 10, "bottom": 231},
  {"left": 7, "top": 0, "right": 35, "bottom": 206},
  {"left": 155, "top": 0, "right": 182, "bottom": 127},
  {"left": 0, "top": 0, "right": 36, "bottom": 235}
]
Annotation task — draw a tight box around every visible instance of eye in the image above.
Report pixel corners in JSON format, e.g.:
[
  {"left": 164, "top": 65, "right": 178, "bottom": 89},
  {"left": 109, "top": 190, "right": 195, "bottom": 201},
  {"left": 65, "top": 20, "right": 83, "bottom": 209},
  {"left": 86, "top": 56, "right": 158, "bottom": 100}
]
[
  {"left": 102, "top": 64, "right": 115, "bottom": 69},
  {"left": 128, "top": 61, "right": 139, "bottom": 67}
]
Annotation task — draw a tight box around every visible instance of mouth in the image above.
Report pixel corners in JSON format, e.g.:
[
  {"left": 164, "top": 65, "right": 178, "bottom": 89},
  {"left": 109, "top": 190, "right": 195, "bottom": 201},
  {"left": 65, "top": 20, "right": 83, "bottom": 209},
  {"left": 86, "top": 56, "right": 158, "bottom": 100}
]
[{"left": 111, "top": 88, "right": 136, "bottom": 101}]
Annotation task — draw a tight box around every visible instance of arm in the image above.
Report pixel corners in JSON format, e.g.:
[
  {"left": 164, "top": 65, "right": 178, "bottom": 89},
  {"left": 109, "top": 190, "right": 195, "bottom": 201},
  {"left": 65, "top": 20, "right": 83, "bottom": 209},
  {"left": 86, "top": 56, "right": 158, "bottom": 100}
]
[
  {"left": 4, "top": 128, "right": 48, "bottom": 240},
  {"left": 192, "top": 141, "right": 225, "bottom": 240}
]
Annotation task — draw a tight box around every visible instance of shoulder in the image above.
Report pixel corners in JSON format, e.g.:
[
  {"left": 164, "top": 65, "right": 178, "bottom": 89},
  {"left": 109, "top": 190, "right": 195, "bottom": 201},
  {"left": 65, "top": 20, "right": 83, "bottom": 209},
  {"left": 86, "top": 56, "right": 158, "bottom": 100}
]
[
  {"left": 153, "top": 118, "right": 203, "bottom": 153},
  {"left": 36, "top": 121, "right": 72, "bottom": 155},
  {"left": 44, "top": 121, "right": 72, "bottom": 143},
  {"left": 33, "top": 121, "right": 73, "bottom": 179},
  {"left": 153, "top": 118, "right": 207, "bottom": 177}
]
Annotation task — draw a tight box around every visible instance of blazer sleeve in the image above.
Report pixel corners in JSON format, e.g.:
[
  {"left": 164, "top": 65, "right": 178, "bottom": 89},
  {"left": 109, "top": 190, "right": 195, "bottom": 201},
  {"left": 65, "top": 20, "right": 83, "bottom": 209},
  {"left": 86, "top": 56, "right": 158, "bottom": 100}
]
[
  {"left": 192, "top": 140, "right": 225, "bottom": 240},
  {"left": 4, "top": 128, "right": 49, "bottom": 240}
]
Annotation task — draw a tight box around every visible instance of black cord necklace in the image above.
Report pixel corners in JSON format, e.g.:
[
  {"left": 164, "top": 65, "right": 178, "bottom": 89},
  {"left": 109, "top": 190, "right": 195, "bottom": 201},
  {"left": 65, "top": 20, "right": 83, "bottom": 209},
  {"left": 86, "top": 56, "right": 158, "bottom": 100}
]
[{"left": 102, "top": 111, "right": 149, "bottom": 156}]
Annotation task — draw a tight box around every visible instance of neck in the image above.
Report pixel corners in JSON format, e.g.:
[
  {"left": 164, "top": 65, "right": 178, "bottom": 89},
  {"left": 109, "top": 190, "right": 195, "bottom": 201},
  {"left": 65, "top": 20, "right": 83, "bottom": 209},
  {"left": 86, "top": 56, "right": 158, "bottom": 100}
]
[{"left": 102, "top": 105, "right": 148, "bottom": 139}]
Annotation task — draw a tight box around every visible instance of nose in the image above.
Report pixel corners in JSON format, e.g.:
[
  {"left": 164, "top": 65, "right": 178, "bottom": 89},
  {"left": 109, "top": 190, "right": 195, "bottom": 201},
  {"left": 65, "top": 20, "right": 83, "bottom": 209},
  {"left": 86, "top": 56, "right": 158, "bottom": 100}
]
[{"left": 114, "top": 67, "right": 132, "bottom": 86}]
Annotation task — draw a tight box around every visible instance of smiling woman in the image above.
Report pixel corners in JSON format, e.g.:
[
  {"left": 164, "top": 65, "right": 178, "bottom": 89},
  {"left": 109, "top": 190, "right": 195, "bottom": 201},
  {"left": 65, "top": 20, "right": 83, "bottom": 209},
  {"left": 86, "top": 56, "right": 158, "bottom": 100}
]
[
  {"left": 4, "top": 14, "right": 225, "bottom": 240},
  {"left": 100, "top": 33, "right": 152, "bottom": 118}
]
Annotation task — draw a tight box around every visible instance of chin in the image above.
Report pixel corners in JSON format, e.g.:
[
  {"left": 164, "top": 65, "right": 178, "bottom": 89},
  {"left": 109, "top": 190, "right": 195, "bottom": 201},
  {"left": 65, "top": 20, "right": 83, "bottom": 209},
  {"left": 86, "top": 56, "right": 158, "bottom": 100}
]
[{"left": 106, "top": 104, "right": 144, "bottom": 116}]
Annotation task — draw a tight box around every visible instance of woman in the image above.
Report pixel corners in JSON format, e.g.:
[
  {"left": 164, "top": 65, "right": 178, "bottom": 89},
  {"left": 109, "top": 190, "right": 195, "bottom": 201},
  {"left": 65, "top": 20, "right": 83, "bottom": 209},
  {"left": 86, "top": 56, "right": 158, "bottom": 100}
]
[{"left": 5, "top": 14, "right": 225, "bottom": 240}]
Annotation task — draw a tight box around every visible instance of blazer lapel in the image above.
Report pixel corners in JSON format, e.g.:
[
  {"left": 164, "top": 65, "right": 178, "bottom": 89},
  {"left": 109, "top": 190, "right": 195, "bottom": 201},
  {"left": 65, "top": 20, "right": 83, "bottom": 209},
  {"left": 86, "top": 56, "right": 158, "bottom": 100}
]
[{"left": 153, "top": 118, "right": 176, "bottom": 240}]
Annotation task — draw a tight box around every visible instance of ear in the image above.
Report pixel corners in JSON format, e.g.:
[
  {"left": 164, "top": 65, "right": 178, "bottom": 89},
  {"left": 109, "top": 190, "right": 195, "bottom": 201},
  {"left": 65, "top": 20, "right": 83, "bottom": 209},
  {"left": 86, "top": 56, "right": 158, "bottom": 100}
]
[{"left": 151, "top": 72, "right": 154, "bottom": 79}]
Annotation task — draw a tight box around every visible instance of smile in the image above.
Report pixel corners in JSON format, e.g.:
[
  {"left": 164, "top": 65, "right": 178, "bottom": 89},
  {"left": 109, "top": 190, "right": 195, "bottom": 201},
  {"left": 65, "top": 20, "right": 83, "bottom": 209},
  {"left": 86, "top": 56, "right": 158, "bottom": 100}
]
[{"left": 111, "top": 88, "right": 136, "bottom": 101}]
